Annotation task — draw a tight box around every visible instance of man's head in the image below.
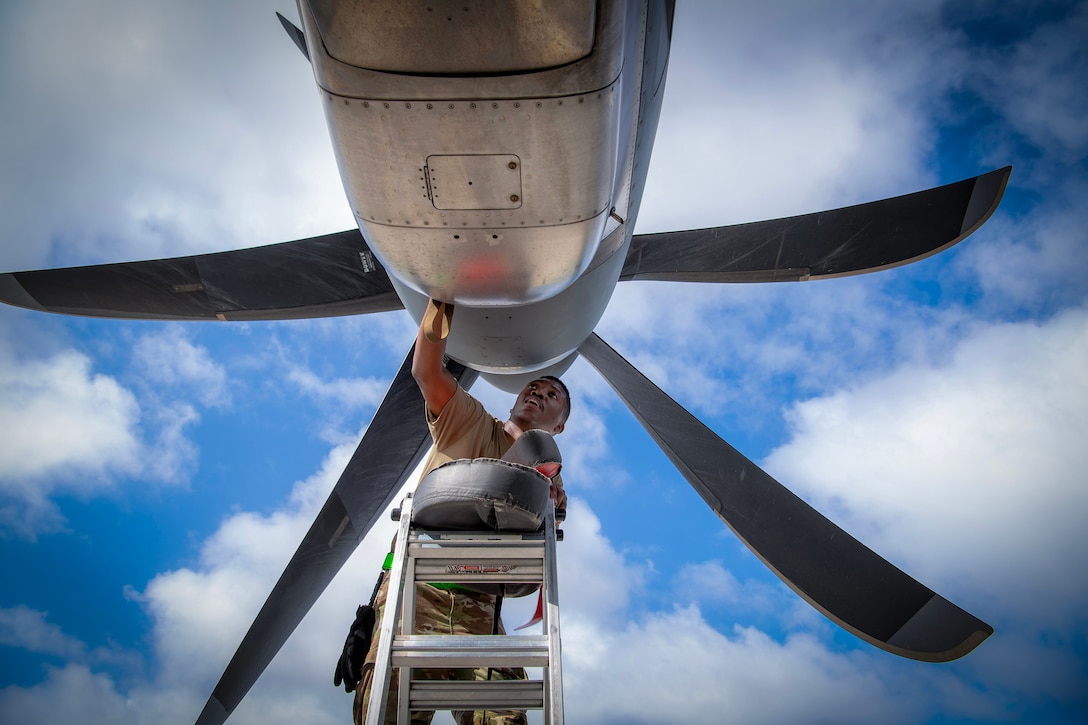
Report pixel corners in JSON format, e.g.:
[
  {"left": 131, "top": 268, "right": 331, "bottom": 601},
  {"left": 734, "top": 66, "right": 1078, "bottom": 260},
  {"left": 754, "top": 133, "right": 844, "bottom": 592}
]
[{"left": 509, "top": 376, "right": 570, "bottom": 435}]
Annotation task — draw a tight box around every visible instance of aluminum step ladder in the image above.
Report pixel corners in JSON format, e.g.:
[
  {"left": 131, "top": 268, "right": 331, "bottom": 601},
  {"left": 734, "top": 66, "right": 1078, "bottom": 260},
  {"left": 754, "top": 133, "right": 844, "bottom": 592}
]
[{"left": 366, "top": 492, "right": 564, "bottom": 724}]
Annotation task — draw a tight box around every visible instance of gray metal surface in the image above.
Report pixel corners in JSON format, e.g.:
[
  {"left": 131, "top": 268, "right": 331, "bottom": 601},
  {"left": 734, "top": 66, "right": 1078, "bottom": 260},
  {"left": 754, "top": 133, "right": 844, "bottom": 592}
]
[
  {"left": 393, "top": 230, "right": 627, "bottom": 375},
  {"left": 298, "top": 0, "right": 627, "bottom": 100},
  {"left": 322, "top": 81, "right": 618, "bottom": 306},
  {"left": 300, "top": 0, "right": 637, "bottom": 307},
  {"left": 409, "top": 680, "right": 546, "bottom": 711},
  {"left": 309, "top": 1, "right": 595, "bottom": 75}
]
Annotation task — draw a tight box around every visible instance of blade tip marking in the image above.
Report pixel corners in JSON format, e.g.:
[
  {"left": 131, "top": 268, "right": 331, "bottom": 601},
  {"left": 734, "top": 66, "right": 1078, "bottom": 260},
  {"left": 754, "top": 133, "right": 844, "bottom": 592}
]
[
  {"left": 194, "top": 695, "right": 229, "bottom": 725},
  {"left": 0, "top": 273, "right": 43, "bottom": 311},
  {"left": 886, "top": 594, "right": 993, "bottom": 662}
]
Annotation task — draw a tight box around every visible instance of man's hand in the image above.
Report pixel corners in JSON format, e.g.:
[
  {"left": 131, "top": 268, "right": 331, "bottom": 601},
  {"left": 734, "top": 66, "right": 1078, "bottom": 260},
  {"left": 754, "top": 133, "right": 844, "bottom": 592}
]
[
  {"left": 550, "top": 482, "right": 567, "bottom": 512},
  {"left": 412, "top": 299, "right": 458, "bottom": 417},
  {"left": 422, "top": 297, "right": 454, "bottom": 343}
]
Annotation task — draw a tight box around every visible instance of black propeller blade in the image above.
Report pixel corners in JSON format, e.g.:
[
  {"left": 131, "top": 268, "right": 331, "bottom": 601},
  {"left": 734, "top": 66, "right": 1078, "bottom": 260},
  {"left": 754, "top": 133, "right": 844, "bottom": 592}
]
[
  {"left": 0, "top": 168, "right": 1010, "bottom": 325},
  {"left": 578, "top": 333, "right": 992, "bottom": 662},
  {"left": 194, "top": 347, "right": 477, "bottom": 725},
  {"left": 276, "top": 12, "right": 310, "bottom": 61},
  {"left": 0, "top": 228, "right": 402, "bottom": 321},
  {"left": 621, "top": 166, "right": 1010, "bottom": 283}
]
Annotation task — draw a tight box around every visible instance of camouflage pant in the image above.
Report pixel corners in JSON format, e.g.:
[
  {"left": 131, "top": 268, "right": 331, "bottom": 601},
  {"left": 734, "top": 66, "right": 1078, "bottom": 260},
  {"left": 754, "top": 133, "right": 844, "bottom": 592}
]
[{"left": 353, "top": 576, "right": 528, "bottom": 725}]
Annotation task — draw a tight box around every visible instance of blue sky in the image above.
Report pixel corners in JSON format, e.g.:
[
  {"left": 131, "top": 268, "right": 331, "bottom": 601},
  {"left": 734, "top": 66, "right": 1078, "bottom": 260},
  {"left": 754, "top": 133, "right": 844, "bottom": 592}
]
[{"left": 1, "top": 1, "right": 1086, "bottom": 723}]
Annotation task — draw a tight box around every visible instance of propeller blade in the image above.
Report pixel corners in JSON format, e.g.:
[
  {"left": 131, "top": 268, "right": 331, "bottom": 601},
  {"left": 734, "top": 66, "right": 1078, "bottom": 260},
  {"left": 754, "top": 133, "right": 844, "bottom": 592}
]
[
  {"left": 195, "top": 347, "right": 478, "bottom": 725},
  {"left": 578, "top": 333, "right": 992, "bottom": 662},
  {"left": 276, "top": 12, "right": 310, "bottom": 61},
  {"left": 620, "top": 166, "right": 1010, "bottom": 283},
  {"left": 0, "top": 229, "right": 402, "bottom": 321}
]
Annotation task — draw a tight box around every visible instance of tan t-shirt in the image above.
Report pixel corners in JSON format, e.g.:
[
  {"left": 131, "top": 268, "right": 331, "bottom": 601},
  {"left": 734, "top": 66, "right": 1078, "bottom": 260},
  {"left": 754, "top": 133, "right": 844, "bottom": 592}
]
[{"left": 418, "top": 385, "right": 512, "bottom": 479}]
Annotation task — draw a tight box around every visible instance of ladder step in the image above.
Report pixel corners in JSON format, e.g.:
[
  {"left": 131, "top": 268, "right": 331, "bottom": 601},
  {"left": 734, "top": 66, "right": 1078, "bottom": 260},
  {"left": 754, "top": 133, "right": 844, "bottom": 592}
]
[
  {"left": 408, "top": 679, "right": 545, "bottom": 711},
  {"left": 408, "top": 544, "right": 544, "bottom": 556},
  {"left": 412, "top": 561, "right": 544, "bottom": 583},
  {"left": 369, "top": 496, "right": 563, "bottom": 723},
  {"left": 393, "top": 635, "right": 550, "bottom": 668},
  {"left": 408, "top": 544, "right": 545, "bottom": 584}
]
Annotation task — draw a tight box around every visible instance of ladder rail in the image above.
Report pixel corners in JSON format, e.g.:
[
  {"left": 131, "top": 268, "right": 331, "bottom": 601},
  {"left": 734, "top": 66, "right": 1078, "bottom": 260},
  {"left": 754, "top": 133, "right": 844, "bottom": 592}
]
[
  {"left": 366, "top": 493, "right": 564, "bottom": 724},
  {"left": 543, "top": 503, "right": 564, "bottom": 722},
  {"left": 365, "top": 495, "right": 415, "bottom": 725}
]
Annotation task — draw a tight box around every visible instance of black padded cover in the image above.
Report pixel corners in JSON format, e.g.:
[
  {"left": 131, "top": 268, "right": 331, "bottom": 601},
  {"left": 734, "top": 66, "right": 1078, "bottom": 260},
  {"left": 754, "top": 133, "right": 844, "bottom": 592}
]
[
  {"left": 500, "top": 429, "right": 562, "bottom": 473},
  {"left": 412, "top": 458, "right": 551, "bottom": 532},
  {"left": 410, "top": 431, "right": 560, "bottom": 596},
  {"left": 412, "top": 428, "right": 561, "bottom": 532}
]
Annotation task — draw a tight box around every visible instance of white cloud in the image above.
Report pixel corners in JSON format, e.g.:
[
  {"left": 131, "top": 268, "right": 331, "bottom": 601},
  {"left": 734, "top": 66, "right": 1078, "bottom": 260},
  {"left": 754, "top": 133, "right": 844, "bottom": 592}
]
[
  {"left": 0, "top": 322, "right": 207, "bottom": 536},
  {"left": 0, "top": 0, "right": 351, "bottom": 273},
  {"left": 566, "top": 609, "right": 926, "bottom": 725},
  {"left": 638, "top": 0, "right": 958, "bottom": 236},
  {"left": 132, "top": 327, "right": 231, "bottom": 409},
  {"left": 672, "top": 560, "right": 743, "bottom": 606},
  {"left": 0, "top": 606, "right": 142, "bottom": 674},
  {"left": 761, "top": 306, "right": 1088, "bottom": 704},
  {"left": 0, "top": 349, "right": 140, "bottom": 482},
  {"left": 0, "top": 347, "right": 141, "bottom": 535},
  {"left": 0, "top": 664, "right": 135, "bottom": 725},
  {"left": 0, "top": 606, "right": 85, "bottom": 660},
  {"left": 767, "top": 309, "right": 1088, "bottom": 581},
  {"left": 0, "top": 316, "right": 310, "bottom": 540},
  {"left": 556, "top": 499, "right": 642, "bottom": 630},
  {"left": 125, "top": 421, "right": 405, "bottom": 724},
  {"left": 958, "top": 201, "right": 1088, "bottom": 315},
  {"left": 974, "top": 3, "right": 1088, "bottom": 162},
  {"left": 287, "top": 367, "right": 387, "bottom": 412}
]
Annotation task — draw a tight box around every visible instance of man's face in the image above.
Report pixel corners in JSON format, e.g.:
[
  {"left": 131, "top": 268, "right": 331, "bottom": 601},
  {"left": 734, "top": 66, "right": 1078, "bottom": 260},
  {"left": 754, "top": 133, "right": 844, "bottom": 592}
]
[{"left": 510, "top": 378, "right": 568, "bottom": 434}]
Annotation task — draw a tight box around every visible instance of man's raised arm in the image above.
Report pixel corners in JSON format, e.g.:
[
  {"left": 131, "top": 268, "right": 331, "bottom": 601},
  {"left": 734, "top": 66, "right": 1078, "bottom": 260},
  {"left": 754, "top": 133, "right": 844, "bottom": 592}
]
[{"left": 411, "top": 299, "right": 458, "bottom": 417}]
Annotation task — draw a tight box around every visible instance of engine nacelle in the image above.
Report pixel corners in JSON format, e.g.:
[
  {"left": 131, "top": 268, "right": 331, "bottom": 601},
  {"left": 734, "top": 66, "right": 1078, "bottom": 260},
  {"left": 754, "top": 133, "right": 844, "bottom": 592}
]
[{"left": 300, "top": 0, "right": 626, "bottom": 307}]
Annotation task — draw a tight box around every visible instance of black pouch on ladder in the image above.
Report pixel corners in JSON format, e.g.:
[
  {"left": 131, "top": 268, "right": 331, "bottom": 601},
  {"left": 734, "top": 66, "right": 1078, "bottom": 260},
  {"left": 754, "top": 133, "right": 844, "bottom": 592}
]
[{"left": 333, "top": 569, "right": 385, "bottom": 693}]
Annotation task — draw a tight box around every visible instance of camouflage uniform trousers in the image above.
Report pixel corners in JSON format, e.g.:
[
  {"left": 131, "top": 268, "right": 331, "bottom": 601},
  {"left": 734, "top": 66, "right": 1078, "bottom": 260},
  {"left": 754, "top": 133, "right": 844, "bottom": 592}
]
[{"left": 353, "top": 575, "right": 528, "bottom": 725}]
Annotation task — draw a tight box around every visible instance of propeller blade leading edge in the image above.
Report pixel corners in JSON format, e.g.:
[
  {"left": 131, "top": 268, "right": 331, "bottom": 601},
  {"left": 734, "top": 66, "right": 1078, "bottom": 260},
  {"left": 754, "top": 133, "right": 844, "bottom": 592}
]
[
  {"left": 620, "top": 166, "right": 1011, "bottom": 283},
  {"left": 578, "top": 333, "right": 992, "bottom": 662},
  {"left": 195, "top": 347, "right": 477, "bottom": 725},
  {"left": 0, "top": 229, "right": 402, "bottom": 321}
]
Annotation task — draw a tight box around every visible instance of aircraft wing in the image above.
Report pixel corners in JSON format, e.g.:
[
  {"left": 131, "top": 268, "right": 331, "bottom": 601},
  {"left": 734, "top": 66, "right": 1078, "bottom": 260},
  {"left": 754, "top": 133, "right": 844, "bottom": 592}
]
[
  {"left": 0, "top": 228, "right": 402, "bottom": 321},
  {"left": 620, "top": 166, "right": 1011, "bottom": 283}
]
